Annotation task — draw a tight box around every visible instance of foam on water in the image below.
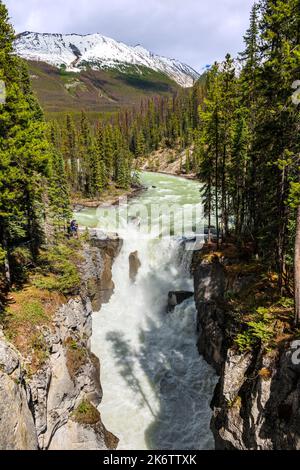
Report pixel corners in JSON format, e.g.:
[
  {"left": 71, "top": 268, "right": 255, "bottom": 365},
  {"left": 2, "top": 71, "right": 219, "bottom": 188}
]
[{"left": 76, "top": 172, "right": 217, "bottom": 450}]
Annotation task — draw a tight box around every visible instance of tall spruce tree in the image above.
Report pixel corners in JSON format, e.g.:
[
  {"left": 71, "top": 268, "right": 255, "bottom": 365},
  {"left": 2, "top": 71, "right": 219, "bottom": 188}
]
[{"left": 0, "top": 0, "right": 51, "bottom": 282}]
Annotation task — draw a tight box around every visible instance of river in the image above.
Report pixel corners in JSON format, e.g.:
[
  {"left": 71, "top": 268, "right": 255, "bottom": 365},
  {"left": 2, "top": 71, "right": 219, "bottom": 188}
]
[{"left": 75, "top": 172, "right": 217, "bottom": 450}]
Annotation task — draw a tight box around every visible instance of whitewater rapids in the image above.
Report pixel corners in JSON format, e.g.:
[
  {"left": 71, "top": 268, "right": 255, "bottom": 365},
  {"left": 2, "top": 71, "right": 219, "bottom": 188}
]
[{"left": 75, "top": 172, "right": 217, "bottom": 450}]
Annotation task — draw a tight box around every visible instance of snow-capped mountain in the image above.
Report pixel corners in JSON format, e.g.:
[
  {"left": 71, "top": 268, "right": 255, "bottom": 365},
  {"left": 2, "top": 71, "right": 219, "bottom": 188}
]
[{"left": 15, "top": 32, "right": 199, "bottom": 88}]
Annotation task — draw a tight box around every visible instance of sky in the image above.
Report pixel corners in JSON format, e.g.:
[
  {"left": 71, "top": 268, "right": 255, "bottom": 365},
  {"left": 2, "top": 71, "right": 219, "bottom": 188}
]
[{"left": 5, "top": 0, "right": 255, "bottom": 71}]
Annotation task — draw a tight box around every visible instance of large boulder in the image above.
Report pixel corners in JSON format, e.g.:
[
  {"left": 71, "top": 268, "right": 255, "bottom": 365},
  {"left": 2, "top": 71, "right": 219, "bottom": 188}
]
[{"left": 129, "top": 251, "right": 141, "bottom": 282}]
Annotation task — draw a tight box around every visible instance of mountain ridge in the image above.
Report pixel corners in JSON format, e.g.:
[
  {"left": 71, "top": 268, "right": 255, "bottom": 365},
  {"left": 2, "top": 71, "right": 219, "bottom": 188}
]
[{"left": 15, "top": 31, "right": 199, "bottom": 88}]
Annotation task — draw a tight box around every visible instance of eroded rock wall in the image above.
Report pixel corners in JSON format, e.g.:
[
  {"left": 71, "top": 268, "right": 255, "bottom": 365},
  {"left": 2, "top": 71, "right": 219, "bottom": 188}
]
[
  {"left": 0, "top": 332, "right": 38, "bottom": 450},
  {"left": 193, "top": 255, "right": 300, "bottom": 450},
  {"left": 82, "top": 231, "right": 122, "bottom": 310},
  {"left": 0, "top": 234, "right": 120, "bottom": 450}
]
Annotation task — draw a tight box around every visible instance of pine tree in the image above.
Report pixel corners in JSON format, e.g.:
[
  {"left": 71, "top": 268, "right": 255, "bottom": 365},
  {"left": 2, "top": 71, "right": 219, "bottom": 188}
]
[
  {"left": 185, "top": 149, "right": 191, "bottom": 174},
  {"left": 103, "top": 124, "right": 114, "bottom": 179},
  {"left": 230, "top": 110, "right": 250, "bottom": 238},
  {"left": 95, "top": 124, "right": 108, "bottom": 190},
  {"left": 136, "top": 130, "right": 146, "bottom": 158},
  {"left": 219, "top": 54, "right": 237, "bottom": 238},
  {"left": 239, "top": 2, "right": 260, "bottom": 108},
  {"left": 253, "top": 0, "right": 300, "bottom": 287},
  {"left": 48, "top": 148, "right": 71, "bottom": 230},
  {"left": 79, "top": 111, "right": 93, "bottom": 194},
  {"left": 199, "top": 63, "right": 223, "bottom": 246},
  {"left": 64, "top": 114, "right": 78, "bottom": 191},
  {"left": 0, "top": 1, "right": 50, "bottom": 281}
]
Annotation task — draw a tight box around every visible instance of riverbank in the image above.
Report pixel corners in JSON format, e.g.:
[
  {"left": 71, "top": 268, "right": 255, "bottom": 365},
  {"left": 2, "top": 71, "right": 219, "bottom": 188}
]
[
  {"left": 144, "top": 169, "right": 197, "bottom": 181},
  {"left": 72, "top": 184, "right": 146, "bottom": 211}
]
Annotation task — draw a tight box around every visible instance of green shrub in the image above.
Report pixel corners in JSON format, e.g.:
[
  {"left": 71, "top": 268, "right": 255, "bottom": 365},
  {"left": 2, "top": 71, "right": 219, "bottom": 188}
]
[
  {"left": 72, "top": 400, "right": 100, "bottom": 425},
  {"left": 278, "top": 297, "right": 294, "bottom": 309},
  {"left": 247, "top": 320, "right": 273, "bottom": 343},
  {"left": 235, "top": 306, "right": 274, "bottom": 352},
  {"left": 256, "top": 307, "right": 271, "bottom": 321},
  {"left": 21, "top": 300, "right": 46, "bottom": 324},
  {"left": 235, "top": 331, "right": 254, "bottom": 352}
]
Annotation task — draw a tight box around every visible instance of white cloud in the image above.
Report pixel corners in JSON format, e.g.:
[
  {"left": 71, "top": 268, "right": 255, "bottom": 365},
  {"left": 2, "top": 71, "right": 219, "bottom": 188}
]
[{"left": 5, "top": 0, "right": 255, "bottom": 70}]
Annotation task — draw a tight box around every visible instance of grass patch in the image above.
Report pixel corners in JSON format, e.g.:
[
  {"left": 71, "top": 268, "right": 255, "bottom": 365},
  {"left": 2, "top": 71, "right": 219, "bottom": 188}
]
[
  {"left": 71, "top": 400, "right": 100, "bottom": 425},
  {"left": 2, "top": 286, "right": 63, "bottom": 373},
  {"left": 30, "top": 333, "right": 50, "bottom": 370},
  {"left": 0, "top": 237, "right": 84, "bottom": 373},
  {"left": 65, "top": 337, "right": 87, "bottom": 380}
]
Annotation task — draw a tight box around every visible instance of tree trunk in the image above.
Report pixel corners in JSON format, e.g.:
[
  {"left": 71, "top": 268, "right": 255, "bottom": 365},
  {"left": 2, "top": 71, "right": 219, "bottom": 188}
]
[
  {"left": 278, "top": 167, "right": 287, "bottom": 294},
  {"left": 215, "top": 111, "right": 219, "bottom": 248},
  {"left": 208, "top": 182, "right": 212, "bottom": 244},
  {"left": 0, "top": 222, "right": 11, "bottom": 287},
  {"left": 221, "top": 143, "right": 228, "bottom": 240},
  {"left": 235, "top": 186, "right": 241, "bottom": 239},
  {"left": 295, "top": 205, "right": 300, "bottom": 326},
  {"left": 4, "top": 251, "right": 11, "bottom": 287}
]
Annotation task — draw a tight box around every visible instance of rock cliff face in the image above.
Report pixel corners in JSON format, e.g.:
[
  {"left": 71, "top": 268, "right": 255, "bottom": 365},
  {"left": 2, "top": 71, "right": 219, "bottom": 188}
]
[
  {"left": 193, "top": 257, "right": 227, "bottom": 374},
  {"left": 0, "top": 233, "right": 120, "bottom": 450},
  {"left": 82, "top": 231, "right": 122, "bottom": 310},
  {"left": 193, "top": 255, "right": 300, "bottom": 450},
  {"left": 0, "top": 332, "right": 38, "bottom": 450}
]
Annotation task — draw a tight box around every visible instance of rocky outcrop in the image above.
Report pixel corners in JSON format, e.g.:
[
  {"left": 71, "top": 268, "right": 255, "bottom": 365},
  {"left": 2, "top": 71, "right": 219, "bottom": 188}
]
[
  {"left": 193, "top": 253, "right": 300, "bottom": 450},
  {"left": 167, "top": 291, "right": 194, "bottom": 312},
  {"left": 28, "top": 297, "right": 116, "bottom": 450},
  {"left": 129, "top": 251, "right": 141, "bottom": 282},
  {"left": 0, "top": 233, "right": 120, "bottom": 450},
  {"left": 211, "top": 344, "right": 300, "bottom": 450},
  {"left": 193, "top": 257, "right": 227, "bottom": 373},
  {"left": 49, "top": 418, "right": 118, "bottom": 450},
  {"left": 141, "top": 146, "right": 197, "bottom": 179},
  {"left": 0, "top": 331, "right": 38, "bottom": 450},
  {"left": 82, "top": 230, "right": 122, "bottom": 310}
]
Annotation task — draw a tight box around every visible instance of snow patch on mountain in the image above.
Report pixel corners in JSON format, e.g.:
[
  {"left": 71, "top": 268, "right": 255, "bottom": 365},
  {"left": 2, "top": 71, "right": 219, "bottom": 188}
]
[{"left": 15, "top": 32, "right": 199, "bottom": 88}]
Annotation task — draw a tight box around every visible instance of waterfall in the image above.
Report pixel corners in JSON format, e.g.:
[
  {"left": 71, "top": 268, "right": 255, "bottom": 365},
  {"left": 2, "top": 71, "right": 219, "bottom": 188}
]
[{"left": 77, "top": 172, "right": 217, "bottom": 450}]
